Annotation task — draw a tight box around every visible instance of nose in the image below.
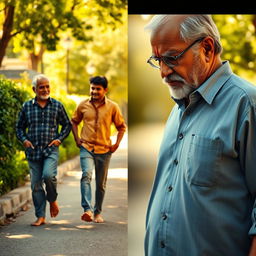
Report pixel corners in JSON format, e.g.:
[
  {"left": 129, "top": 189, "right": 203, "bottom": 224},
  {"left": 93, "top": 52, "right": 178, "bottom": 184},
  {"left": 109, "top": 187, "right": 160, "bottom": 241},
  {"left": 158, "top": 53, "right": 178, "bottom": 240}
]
[
  {"left": 160, "top": 62, "right": 174, "bottom": 79},
  {"left": 91, "top": 89, "right": 98, "bottom": 95}
]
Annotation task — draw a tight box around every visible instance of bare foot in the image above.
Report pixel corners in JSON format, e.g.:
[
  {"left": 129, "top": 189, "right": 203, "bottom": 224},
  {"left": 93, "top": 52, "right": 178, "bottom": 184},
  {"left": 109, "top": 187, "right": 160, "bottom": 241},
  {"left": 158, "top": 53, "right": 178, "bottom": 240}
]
[
  {"left": 94, "top": 214, "right": 104, "bottom": 223},
  {"left": 31, "top": 217, "right": 46, "bottom": 226},
  {"left": 81, "top": 211, "right": 93, "bottom": 222},
  {"left": 50, "top": 201, "right": 59, "bottom": 218}
]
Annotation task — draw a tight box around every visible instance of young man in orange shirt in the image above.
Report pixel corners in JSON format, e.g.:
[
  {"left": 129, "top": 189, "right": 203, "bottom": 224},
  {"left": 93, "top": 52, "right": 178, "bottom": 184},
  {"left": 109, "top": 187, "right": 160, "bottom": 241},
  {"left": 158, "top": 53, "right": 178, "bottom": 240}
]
[{"left": 71, "top": 76, "right": 126, "bottom": 223}]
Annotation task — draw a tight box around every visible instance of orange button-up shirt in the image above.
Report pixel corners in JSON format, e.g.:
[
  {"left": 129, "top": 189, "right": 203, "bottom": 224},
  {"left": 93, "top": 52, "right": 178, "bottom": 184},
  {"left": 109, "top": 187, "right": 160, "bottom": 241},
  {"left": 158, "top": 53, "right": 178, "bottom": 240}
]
[{"left": 71, "top": 97, "right": 126, "bottom": 154}]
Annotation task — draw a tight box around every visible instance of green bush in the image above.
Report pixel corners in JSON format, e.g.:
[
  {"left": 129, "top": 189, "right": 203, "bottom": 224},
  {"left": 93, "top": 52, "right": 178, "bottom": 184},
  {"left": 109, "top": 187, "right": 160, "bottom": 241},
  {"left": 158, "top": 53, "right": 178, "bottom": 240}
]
[
  {"left": 59, "top": 146, "right": 67, "bottom": 164},
  {"left": 0, "top": 77, "right": 30, "bottom": 196},
  {"left": 54, "top": 95, "right": 80, "bottom": 164}
]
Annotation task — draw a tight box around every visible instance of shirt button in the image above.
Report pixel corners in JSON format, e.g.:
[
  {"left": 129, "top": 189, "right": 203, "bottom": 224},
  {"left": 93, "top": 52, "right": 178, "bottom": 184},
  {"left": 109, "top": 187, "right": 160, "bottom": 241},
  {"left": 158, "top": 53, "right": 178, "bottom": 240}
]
[
  {"left": 160, "top": 241, "right": 165, "bottom": 248},
  {"left": 168, "top": 185, "right": 173, "bottom": 192},
  {"left": 174, "top": 159, "right": 178, "bottom": 165},
  {"left": 162, "top": 214, "right": 167, "bottom": 220},
  {"left": 178, "top": 133, "right": 184, "bottom": 140}
]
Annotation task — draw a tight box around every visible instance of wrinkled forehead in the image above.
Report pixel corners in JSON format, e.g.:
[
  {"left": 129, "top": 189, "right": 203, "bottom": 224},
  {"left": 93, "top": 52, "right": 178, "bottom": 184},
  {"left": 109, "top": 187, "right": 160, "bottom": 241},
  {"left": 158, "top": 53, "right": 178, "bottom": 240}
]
[
  {"left": 150, "top": 16, "right": 185, "bottom": 45},
  {"left": 150, "top": 25, "right": 181, "bottom": 56},
  {"left": 149, "top": 16, "right": 186, "bottom": 55},
  {"left": 37, "top": 78, "right": 49, "bottom": 86}
]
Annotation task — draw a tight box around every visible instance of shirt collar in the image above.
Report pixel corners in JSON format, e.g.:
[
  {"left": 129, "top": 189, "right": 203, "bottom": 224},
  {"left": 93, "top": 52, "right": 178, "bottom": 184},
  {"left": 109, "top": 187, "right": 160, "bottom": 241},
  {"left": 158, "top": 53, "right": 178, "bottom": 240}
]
[
  {"left": 195, "top": 61, "right": 233, "bottom": 105},
  {"left": 89, "top": 96, "right": 107, "bottom": 104},
  {"left": 32, "top": 97, "right": 52, "bottom": 105},
  {"left": 173, "top": 61, "right": 233, "bottom": 107}
]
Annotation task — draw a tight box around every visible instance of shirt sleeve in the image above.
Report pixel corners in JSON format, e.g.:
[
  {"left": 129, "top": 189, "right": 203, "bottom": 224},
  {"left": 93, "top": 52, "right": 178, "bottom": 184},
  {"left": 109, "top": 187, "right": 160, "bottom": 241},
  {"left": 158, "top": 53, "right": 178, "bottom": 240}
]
[
  {"left": 16, "top": 104, "right": 28, "bottom": 143},
  {"left": 238, "top": 104, "right": 256, "bottom": 236},
  {"left": 56, "top": 103, "right": 72, "bottom": 142},
  {"left": 71, "top": 103, "right": 83, "bottom": 124},
  {"left": 112, "top": 104, "right": 126, "bottom": 133}
]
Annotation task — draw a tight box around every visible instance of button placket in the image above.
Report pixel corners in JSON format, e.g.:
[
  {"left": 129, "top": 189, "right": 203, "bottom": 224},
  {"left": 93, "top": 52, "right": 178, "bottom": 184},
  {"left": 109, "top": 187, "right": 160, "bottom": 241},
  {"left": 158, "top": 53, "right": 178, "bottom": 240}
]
[
  {"left": 162, "top": 213, "right": 167, "bottom": 220},
  {"left": 178, "top": 133, "right": 184, "bottom": 140},
  {"left": 168, "top": 185, "right": 173, "bottom": 192}
]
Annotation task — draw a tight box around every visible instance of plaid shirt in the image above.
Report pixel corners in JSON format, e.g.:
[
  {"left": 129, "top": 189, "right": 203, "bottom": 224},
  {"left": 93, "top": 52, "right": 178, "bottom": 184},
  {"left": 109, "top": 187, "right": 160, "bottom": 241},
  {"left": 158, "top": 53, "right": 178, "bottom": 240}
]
[{"left": 16, "top": 97, "right": 71, "bottom": 161}]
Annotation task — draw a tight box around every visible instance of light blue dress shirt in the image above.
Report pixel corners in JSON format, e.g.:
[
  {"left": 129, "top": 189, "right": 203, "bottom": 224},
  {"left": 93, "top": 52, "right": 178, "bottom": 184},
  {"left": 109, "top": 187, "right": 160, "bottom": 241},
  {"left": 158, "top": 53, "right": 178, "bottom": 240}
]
[{"left": 145, "top": 61, "right": 256, "bottom": 256}]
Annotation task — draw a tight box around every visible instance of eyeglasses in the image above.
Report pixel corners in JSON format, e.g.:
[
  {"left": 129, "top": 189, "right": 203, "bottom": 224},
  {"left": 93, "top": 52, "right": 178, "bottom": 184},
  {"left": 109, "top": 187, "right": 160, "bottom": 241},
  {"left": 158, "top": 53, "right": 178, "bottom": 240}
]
[{"left": 147, "top": 37, "right": 205, "bottom": 69}]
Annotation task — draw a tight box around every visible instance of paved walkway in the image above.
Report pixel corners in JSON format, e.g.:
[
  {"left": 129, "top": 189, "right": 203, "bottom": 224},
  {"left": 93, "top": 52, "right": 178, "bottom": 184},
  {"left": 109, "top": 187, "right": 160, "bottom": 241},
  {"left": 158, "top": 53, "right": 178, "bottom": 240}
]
[{"left": 0, "top": 135, "right": 127, "bottom": 256}]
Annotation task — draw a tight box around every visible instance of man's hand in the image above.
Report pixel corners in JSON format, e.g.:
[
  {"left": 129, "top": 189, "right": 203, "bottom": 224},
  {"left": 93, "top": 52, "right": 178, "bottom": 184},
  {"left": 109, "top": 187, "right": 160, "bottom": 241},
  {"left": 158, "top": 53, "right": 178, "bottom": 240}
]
[
  {"left": 109, "top": 143, "right": 119, "bottom": 153},
  {"left": 48, "top": 139, "right": 61, "bottom": 147},
  {"left": 249, "top": 236, "right": 256, "bottom": 256},
  {"left": 75, "top": 138, "right": 85, "bottom": 148},
  {"left": 23, "top": 140, "right": 34, "bottom": 149}
]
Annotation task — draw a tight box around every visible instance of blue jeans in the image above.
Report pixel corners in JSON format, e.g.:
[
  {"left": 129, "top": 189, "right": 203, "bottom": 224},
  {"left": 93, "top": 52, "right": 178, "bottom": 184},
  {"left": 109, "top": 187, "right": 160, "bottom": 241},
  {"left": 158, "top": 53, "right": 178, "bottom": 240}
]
[
  {"left": 28, "top": 149, "right": 59, "bottom": 218},
  {"left": 80, "top": 146, "right": 112, "bottom": 215}
]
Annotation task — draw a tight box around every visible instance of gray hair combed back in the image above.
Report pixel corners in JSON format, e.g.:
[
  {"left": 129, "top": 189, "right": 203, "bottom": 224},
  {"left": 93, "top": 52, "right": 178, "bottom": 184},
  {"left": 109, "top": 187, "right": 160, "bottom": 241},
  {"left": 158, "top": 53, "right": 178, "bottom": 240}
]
[
  {"left": 32, "top": 74, "right": 49, "bottom": 88},
  {"left": 145, "top": 15, "right": 222, "bottom": 54}
]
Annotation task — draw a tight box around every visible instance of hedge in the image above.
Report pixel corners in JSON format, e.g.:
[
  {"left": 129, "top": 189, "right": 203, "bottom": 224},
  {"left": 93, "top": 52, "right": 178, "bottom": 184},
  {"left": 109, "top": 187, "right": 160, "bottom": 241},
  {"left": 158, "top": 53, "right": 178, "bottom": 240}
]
[{"left": 0, "top": 77, "right": 30, "bottom": 195}]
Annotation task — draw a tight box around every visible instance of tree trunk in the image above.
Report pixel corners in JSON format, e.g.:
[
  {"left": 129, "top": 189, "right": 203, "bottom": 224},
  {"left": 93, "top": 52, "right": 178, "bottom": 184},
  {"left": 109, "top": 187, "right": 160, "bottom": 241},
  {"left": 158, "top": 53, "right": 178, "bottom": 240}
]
[
  {"left": 29, "top": 46, "right": 45, "bottom": 72},
  {"left": 0, "top": 5, "right": 15, "bottom": 67},
  {"left": 253, "top": 15, "right": 256, "bottom": 35}
]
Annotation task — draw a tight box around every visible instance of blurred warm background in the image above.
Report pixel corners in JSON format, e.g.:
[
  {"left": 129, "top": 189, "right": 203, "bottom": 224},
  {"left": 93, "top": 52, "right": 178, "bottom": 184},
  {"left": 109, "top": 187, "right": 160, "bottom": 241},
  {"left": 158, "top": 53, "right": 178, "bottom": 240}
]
[
  {"left": 128, "top": 14, "right": 174, "bottom": 256},
  {"left": 128, "top": 14, "right": 256, "bottom": 256},
  {"left": 0, "top": 1, "right": 127, "bottom": 197}
]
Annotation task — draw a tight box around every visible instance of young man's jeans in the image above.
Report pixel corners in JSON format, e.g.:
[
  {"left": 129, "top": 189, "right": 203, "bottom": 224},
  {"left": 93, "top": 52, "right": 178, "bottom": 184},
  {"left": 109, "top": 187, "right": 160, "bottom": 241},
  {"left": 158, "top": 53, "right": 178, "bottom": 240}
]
[
  {"left": 28, "top": 149, "right": 59, "bottom": 218},
  {"left": 80, "top": 146, "right": 112, "bottom": 215}
]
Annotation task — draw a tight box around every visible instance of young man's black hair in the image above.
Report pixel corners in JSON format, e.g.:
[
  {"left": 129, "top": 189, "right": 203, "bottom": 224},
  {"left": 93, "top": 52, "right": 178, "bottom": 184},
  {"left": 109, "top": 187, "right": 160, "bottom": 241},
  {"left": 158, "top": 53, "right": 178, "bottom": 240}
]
[{"left": 89, "top": 76, "right": 108, "bottom": 89}]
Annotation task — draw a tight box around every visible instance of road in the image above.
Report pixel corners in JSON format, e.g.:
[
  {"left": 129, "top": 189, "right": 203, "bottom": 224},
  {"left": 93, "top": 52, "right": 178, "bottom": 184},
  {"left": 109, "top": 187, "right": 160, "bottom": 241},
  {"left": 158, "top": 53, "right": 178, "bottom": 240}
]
[{"left": 0, "top": 135, "right": 127, "bottom": 256}]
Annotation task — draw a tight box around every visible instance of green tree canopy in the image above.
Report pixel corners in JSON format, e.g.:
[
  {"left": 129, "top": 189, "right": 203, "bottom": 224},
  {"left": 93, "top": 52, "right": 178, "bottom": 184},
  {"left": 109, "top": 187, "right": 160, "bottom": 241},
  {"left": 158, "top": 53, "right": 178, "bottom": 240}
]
[
  {"left": 213, "top": 15, "right": 256, "bottom": 78},
  {"left": 44, "top": 8, "right": 127, "bottom": 106},
  {"left": 0, "top": 0, "right": 127, "bottom": 70}
]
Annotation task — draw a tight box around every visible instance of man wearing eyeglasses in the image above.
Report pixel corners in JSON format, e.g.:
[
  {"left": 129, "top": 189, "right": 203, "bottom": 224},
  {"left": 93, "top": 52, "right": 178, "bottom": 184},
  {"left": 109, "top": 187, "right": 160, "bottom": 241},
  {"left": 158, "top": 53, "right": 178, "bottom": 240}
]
[{"left": 144, "top": 15, "right": 256, "bottom": 256}]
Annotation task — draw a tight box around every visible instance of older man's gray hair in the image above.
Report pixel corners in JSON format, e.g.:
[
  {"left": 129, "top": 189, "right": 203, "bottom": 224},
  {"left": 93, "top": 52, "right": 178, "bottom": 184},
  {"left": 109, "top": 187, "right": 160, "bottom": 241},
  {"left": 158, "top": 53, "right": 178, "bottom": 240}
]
[
  {"left": 32, "top": 74, "right": 49, "bottom": 88},
  {"left": 145, "top": 15, "right": 222, "bottom": 54}
]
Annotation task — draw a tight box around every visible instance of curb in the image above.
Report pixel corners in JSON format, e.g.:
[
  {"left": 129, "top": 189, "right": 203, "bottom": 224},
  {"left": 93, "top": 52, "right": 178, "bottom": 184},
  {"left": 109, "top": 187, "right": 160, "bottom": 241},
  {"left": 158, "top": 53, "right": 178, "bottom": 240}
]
[{"left": 0, "top": 155, "right": 80, "bottom": 225}]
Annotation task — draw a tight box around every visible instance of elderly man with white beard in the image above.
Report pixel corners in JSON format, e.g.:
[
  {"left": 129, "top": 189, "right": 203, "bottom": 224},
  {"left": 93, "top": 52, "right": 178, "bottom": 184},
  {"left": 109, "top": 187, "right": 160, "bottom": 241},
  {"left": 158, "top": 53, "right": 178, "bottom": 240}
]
[
  {"left": 16, "top": 74, "right": 71, "bottom": 226},
  {"left": 144, "top": 15, "right": 256, "bottom": 256}
]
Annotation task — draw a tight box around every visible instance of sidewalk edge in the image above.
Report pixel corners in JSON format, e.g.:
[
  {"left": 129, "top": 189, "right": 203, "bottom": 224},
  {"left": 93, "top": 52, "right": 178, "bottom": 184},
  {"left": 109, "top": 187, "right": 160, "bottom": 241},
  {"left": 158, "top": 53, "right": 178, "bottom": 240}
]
[{"left": 0, "top": 155, "right": 79, "bottom": 225}]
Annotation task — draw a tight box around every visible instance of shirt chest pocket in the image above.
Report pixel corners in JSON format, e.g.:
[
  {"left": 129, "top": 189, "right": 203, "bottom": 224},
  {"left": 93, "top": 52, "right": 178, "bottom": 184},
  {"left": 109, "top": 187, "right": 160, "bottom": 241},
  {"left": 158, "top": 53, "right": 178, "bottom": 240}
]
[{"left": 185, "top": 135, "right": 223, "bottom": 187}]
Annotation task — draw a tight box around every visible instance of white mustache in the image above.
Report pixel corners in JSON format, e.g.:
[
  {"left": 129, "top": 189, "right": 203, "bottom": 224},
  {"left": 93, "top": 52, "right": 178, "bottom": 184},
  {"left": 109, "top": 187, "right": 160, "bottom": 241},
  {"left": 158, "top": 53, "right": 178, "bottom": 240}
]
[
  {"left": 40, "top": 95, "right": 50, "bottom": 100},
  {"left": 163, "top": 75, "right": 185, "bottom": 84}
]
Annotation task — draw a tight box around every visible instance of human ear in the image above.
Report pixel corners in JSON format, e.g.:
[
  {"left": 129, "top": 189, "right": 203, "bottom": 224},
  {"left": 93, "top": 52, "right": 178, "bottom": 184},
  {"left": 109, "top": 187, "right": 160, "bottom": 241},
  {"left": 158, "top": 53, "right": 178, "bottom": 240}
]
[{"left": 202, "top": 37, "right": 215, "bottom": 62}]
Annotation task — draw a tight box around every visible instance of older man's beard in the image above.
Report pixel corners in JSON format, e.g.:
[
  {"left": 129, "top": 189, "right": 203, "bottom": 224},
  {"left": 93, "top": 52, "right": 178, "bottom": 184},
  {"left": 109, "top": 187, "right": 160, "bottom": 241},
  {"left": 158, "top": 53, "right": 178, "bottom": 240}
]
[
  {"left": 39, "top": 95, "right": 50, "bottom": 100},
  {"left": 162, "top": 53, "right": 206, "bottom": 100},
  {"left": 162, "top": 76, "right": 195, "bottom": 100}
]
